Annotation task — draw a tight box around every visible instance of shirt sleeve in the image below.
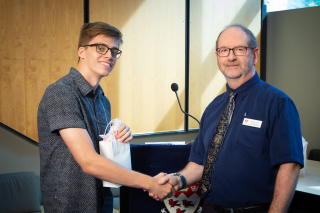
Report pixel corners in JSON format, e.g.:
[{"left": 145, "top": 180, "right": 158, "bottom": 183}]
[
  {"left": 189, "top": 109, "right": 207, "bottom": 165},
  {"left": 42, "top": 84, "right": 86, "bottom": 133},
  {"left": 270, "top": 96, "right": 304, "bottom": 168}
]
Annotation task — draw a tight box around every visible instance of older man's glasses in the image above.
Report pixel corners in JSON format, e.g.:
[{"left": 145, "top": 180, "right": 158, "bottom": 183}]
[
  {"left": 83, "top": 43, "right": 122, "bottom": 59},
  {"left": 216, "top": 46, "right": 255, "bottom": 57}
]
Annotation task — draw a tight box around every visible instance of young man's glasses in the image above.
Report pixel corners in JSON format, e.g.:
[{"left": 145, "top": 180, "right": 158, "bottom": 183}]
[
  {"left": 216, "top": 46, "right": 256, "bottom": 57},
  {"left": 83, "top": 43, "right": 122, "bottom": 59}
]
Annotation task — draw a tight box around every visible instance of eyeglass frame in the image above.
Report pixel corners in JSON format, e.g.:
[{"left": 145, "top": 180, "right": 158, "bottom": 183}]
[
  {"left": 216, "top": 46, "right": 257, "bottom": 57},
  {"left": 82, "top": 43, "right": 122, "bottom": 59}
]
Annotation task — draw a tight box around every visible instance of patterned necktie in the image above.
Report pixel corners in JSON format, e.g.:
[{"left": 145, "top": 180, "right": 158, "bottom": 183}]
[{"left": 200, "top": 90, "right": 237, "bottom": 196}]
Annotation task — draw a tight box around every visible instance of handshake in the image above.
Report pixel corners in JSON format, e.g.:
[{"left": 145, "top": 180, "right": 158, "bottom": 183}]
[{"left": 144, "top": 172, "right": 184, "bottom": 201}]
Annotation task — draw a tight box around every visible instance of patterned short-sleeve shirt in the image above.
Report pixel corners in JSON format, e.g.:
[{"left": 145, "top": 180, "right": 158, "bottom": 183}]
[{"left": 38, "top": 67, "right": 111, "bottom": 212}]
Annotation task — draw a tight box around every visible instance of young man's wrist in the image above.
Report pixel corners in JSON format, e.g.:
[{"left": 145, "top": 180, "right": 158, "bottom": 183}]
[{"left": 143, "top": 175, "right": 156, "bottom": 191}]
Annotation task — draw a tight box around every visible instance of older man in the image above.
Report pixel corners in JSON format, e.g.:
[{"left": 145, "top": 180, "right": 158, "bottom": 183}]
[{"left": 154, "top": 24, "right": 303, "bottom": 213}]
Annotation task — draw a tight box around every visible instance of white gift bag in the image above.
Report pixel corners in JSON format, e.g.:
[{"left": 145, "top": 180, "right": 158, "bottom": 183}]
[{"left": 99, "top": 118, "right": 132, "bottom": 188}]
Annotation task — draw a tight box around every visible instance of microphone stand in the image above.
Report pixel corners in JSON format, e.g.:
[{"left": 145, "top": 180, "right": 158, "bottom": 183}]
[{"left": 174, "top": 91, "right": 200, "bottom": 126}]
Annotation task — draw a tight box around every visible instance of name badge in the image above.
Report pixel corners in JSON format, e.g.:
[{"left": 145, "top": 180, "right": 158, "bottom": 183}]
[{"left": 242, "top": 118, "right": 262, "bottom": 128}]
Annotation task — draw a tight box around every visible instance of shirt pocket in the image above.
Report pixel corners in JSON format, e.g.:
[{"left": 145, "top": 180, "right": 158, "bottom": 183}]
[{"left": 235, "top": 119, "right": 265, "bottom": 151}]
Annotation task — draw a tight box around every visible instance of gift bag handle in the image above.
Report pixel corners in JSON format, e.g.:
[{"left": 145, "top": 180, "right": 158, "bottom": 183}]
[{"left": 103, "top": 119, "right": 115, "bottom": 136}]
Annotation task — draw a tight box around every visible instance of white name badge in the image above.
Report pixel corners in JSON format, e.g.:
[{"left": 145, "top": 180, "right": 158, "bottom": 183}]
[{"left": 242, "top": 118, "right": 262, "bottom": 128}]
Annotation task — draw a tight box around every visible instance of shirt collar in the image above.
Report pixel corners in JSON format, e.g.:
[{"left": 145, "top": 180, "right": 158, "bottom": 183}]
[
  {"left": 225, "top": 71, "right": 260, "bottom": 100},
  {"left": 69, "top": 67, "right": 104, "bottom": 96}
]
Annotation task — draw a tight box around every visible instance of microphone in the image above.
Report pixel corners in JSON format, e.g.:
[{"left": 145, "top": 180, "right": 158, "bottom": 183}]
[
  {"left": 171, "top": 83, "right": 200, "bottom": 126},
  {"left": 171, "top": 83, "right": 179, "bottom": 92}
]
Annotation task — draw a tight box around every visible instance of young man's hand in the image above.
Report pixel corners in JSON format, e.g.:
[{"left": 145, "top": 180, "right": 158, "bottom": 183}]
[
  {"left": 148, "top": 177, "right": 176, "bottom": 201},
  {"left": 146, "top": 173, "right": 181, "bottom": 201},
  {"left": 116, "top": 123, "right": 132, "bottom": 142}
]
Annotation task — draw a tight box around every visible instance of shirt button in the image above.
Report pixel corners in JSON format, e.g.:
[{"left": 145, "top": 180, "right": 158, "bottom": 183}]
[{"left": 97, "top": 120, "right": 99, "bottom": 123}]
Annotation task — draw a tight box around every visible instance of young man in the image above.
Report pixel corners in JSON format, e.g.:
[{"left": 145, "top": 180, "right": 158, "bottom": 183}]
[
  {"left": 152, "top": 24, "right": 303, "bottom": 213},
  {"left": 38, "top": 22, "right": 173, "bottom": 213}
]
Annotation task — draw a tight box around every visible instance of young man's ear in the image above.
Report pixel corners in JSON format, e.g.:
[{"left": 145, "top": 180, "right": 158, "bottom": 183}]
[{"left": 78, "top": 47, "right": 86, "bottom": 60}]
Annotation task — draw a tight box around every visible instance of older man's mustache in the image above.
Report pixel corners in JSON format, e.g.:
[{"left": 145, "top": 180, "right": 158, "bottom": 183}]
[{"left": 224, "top": 63, "right": 240, "bottom": 66}]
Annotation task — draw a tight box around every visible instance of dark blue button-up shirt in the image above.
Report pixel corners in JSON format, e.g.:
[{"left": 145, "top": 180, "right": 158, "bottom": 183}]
[{"left": 189, "top": 72, "right": 303, "bottom": 208}]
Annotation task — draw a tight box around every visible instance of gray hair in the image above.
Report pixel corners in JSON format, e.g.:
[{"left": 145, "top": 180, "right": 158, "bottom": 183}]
[{"left": 215, "top": 24, "right": 258, "bottom": 49}]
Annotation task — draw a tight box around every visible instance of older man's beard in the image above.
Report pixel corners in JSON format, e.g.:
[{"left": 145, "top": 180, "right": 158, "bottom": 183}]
[
  {"left": 221, "top": 62, "right": 242, "bottom": 79},
  {"left": 227, "top": 73, "right": 242, "bottom": 79},
  {"left": 223, "top": 55, "right": 254, "bottom": 79}
]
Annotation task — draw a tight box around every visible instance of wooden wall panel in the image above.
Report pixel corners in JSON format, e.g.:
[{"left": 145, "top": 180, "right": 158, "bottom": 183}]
[
  {"left": 25, "top": 60, "right": 49, "bottom": 140},
  {"left": 189, "top": 0, "right": 261, "bottom": 129},
  {"left": 90, "top": 0, "right": 186, "bottom": 134},
  {"left": 0, "top": 60, "right": 26, "bottom": 134},
  {"left": 0, "top": 0, "right": 82, "bottom": 142}
]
